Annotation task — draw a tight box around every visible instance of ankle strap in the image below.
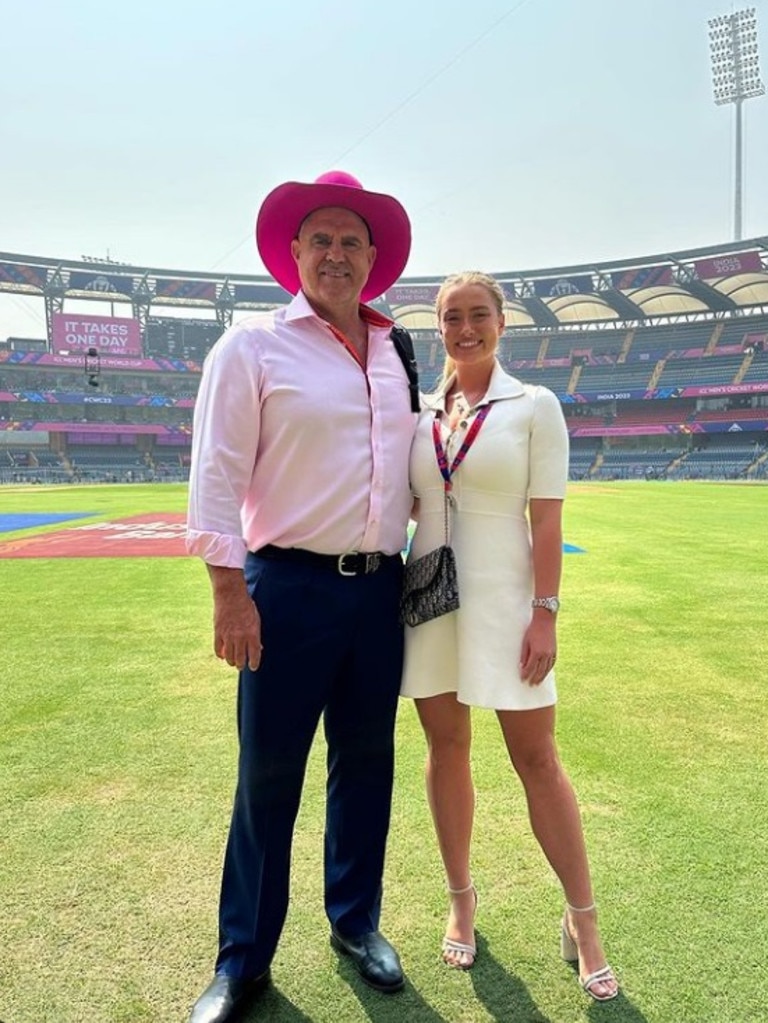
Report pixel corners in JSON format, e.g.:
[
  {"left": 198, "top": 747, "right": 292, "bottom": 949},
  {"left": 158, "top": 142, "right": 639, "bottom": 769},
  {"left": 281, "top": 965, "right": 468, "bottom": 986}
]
[
  {"left": 566, "top": 902, "right": 596, "bottom": 913},
  {"left": 447, "top": 881, "right": 475, "bottom": 895}
]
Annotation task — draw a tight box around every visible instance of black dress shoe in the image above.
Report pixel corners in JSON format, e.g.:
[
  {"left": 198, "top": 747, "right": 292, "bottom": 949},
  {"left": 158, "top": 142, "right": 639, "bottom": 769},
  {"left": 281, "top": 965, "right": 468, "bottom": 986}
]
[
  {"left": 330, "top": 929, "right": 404, "bottom": 992},
  {"left": 188, "top": 970, "right": 270, "bottom": 1023}
]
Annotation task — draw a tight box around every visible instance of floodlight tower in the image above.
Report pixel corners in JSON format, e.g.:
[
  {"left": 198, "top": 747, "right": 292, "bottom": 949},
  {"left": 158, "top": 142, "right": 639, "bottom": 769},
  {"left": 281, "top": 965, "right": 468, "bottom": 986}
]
[{"left": 708, "top": 8, "right": 765, "bottom": 241}]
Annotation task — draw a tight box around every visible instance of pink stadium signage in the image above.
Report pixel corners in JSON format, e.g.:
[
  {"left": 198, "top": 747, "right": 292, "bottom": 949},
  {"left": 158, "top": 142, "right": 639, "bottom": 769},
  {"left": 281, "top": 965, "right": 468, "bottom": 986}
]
[
  {"left": 51, "top": 313, "right": 142, "bottom": 356},
  {"left": 694, "top": 250, "right": 762, "bottom": 278},
  {"left": 386, "top": 285, "right": 440, "bottom": 304},
  {"left": 0, "top": 352, "right": 201, "bottom": 372},
  {"left": 686, "top": 381, "right": 768, "bottom": 397}
]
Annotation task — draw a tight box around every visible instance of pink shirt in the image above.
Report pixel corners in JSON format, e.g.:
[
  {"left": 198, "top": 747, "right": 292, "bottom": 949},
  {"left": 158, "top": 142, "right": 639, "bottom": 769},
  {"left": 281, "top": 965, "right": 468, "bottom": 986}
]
[{"left": 186, "top": 291, "right": 417, "bottom": 568}]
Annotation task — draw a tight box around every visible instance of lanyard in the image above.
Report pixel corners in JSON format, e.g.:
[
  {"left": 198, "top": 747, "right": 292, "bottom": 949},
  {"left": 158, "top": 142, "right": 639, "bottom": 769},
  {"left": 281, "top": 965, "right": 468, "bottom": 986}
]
[
  {"left": 432, "top": 403, "right": 492, "bottom": 494},
  {"left": 326, "top": 321, "right": 365, "bottom": 370}
]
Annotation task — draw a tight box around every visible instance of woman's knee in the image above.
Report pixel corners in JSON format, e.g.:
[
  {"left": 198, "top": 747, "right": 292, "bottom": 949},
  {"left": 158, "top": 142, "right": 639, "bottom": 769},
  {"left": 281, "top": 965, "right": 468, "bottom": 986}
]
[
  {"left": 511, "top": 744, "right": 563, "bottom": 785},
  {"left": 424, "top": 726, "right": 472, "bottom": 770}
]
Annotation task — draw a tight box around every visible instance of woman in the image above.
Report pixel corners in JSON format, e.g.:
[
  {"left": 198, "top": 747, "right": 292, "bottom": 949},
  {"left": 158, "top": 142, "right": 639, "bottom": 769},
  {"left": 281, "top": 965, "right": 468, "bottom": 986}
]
[{"left": 401, "top": 271, "right": 618, "bottom": 1001}]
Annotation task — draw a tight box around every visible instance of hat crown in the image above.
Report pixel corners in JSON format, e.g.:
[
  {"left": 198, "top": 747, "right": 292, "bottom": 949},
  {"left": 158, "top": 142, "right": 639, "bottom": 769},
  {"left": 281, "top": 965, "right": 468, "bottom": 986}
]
[
  {"left": 256, "top": 171, "right": 411, "bottom": 301},
  {"left": 314, "top": 170, "right": 363, "bottom": 189}
]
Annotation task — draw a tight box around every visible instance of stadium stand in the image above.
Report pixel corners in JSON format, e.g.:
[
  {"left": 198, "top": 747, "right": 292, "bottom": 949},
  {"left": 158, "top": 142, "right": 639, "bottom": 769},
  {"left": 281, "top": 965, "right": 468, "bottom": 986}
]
[{"left": 1, "top": 239, "right": 767, "bottom": 483}]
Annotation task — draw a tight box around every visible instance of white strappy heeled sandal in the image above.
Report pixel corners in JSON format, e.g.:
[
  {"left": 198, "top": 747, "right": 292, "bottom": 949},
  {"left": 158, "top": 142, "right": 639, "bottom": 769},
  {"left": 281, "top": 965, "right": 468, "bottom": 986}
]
[
  {"left": 441, "top": 881, "right": 478, "bottom": 970},
  {"left": 560, "top": 902, "right": 619, "bottom": 1001}
]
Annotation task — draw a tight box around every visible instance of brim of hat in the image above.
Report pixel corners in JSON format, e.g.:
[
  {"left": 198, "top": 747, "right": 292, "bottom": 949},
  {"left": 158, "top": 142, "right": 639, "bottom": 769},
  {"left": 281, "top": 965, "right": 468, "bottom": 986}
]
[{"left": 256, "top": 180, "right": 411, "bottom": 302}]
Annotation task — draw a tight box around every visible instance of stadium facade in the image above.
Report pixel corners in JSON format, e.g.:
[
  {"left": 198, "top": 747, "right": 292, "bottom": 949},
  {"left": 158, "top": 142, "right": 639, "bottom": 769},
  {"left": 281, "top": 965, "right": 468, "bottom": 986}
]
[{"left": 1, "top": 237, "right": 767, "bottom": 484}]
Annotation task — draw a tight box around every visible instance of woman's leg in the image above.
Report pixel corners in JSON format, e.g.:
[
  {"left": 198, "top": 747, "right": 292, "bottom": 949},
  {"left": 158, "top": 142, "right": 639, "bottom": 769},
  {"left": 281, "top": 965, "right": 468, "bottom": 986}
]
[
  {"left": 497, "top": 706, "right": 617, "bottom": 998},
  {"left": 415, "top": 693, "right": 476, "bottom": 967}
]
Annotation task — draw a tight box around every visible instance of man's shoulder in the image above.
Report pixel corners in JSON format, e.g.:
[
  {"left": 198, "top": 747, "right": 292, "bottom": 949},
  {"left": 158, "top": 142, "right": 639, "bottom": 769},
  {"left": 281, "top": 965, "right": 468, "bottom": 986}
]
[
  {"left": 215, "top": 307, "right": 287, "bottom": 347},
  {"left": 232, "top": 306, "right": 286, "bottom": 334}
]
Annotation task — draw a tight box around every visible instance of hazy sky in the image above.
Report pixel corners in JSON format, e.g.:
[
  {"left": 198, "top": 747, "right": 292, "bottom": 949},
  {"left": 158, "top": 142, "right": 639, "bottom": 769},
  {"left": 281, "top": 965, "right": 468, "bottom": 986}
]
[{"left": 1, "top": 0, "right": 767, "bottom": 338}]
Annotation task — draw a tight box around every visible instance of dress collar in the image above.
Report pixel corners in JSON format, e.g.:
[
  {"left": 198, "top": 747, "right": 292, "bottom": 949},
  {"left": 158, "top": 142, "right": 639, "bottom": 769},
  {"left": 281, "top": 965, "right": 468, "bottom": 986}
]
[{"left": 426, "top": 359, "right": 525, "bottom": 413}]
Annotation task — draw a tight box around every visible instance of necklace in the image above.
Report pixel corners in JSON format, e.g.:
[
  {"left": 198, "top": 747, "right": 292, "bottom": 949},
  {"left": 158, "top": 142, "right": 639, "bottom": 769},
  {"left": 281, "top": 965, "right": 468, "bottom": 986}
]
[
  {"left": 448, "top": 389, "right": 484, "bottom": 431},
  {"left": 453, "top": 387, "right": 486, "bottom": 413}
]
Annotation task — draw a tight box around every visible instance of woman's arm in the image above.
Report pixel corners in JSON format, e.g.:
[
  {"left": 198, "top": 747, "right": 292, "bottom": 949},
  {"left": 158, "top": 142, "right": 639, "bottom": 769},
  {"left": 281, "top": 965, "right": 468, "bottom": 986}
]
[
  {"left": 520, "top": 497, "right": 563, "bottom": 685},
  {"left": 530, "top": 497, "right": 563, "bottom": 603}
]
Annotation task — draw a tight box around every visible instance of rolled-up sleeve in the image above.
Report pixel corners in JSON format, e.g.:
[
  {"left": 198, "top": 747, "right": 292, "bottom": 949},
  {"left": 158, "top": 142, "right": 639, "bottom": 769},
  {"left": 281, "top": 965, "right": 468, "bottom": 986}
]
[{"left": 186, "top": 328, "right": 262, "bottom": 567}]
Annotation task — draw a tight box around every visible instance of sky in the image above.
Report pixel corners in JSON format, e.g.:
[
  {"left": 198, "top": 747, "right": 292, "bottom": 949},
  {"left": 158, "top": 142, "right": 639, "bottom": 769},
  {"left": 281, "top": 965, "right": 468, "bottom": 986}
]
[{"left": 1, "top": 0, "right": 767, "bottom": 339}]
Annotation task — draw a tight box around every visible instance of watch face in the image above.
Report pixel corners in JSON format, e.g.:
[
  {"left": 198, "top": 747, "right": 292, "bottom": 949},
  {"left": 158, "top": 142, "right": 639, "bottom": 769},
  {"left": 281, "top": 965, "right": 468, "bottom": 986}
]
[{"left": 534, "top": 597, "right": 560, "bottom": 612}]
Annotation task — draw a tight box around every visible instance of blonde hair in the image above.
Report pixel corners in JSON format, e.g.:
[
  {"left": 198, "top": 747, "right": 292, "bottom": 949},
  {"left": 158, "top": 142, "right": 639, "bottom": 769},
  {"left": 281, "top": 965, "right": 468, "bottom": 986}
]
[{"left": 435, "top": 272, "right": 505, "bottom": 394}]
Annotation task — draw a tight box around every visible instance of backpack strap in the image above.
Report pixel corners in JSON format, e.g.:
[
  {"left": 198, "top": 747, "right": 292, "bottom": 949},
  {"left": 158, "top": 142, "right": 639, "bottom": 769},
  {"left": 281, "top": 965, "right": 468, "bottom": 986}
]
[{"left": 389, "top": 325, "right": 420, "bottom": 413}]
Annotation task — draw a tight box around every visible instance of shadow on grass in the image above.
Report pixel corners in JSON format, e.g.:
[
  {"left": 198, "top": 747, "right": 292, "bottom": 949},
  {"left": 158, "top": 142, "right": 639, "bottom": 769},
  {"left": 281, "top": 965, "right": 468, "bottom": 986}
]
[
  {"left": 469, "top": 934, "right": 649, "bottom": 1022},
  {"left": 332, "top": 958, "right": 451, "bottom": 1022},
  {"left": 331, "top": 931, "right": 651, "bottom": 1023},
  {"left": 239, "top": 984, "right": 315, "bottom": 1021},
  {"left": 470, "top": 933, "right": 554, "bottom": 1022},
  {"left": 584, "top": 994, "right": 649, "bottom": 1023}
]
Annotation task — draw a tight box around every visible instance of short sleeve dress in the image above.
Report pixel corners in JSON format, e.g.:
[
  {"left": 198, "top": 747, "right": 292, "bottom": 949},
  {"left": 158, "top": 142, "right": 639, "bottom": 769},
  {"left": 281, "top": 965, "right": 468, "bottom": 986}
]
[{"left": 400, "top": 361, "right": 569, "bottom": 710}]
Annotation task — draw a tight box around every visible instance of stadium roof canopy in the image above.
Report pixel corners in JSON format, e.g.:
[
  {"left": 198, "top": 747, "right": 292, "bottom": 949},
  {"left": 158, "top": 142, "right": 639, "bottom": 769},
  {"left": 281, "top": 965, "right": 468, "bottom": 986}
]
[
  {"left": 390, "top": 237, "right": 768, "bottom": 332},
  {"left": 1, "top": 236, "right": 767, "bottom": 336}
]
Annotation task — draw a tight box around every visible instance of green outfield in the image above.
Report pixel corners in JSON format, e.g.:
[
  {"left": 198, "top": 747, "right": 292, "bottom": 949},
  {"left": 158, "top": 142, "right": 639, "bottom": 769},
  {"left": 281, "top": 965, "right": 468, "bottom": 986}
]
[{"left": 1, "top": 482, "right": 765, "bottom": 1023}]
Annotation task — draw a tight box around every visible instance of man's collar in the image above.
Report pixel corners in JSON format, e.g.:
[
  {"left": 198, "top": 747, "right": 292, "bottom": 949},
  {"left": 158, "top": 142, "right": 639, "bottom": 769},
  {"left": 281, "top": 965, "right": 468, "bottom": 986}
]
[{"left": 285, "top": 290, "right": 393, "bottom": 328}]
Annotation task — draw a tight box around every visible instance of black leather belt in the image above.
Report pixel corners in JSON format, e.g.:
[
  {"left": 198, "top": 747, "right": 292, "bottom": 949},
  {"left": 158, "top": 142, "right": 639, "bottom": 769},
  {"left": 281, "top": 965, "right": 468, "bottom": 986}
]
[{"left": 254, "top": 544, "right": 395, "bottom": 577}]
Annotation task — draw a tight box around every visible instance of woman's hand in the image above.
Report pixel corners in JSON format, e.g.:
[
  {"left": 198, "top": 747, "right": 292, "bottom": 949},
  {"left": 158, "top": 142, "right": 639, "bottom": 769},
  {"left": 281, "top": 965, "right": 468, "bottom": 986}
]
[{"left": 519, "top": 611, "right": 557, "bottom": 686}]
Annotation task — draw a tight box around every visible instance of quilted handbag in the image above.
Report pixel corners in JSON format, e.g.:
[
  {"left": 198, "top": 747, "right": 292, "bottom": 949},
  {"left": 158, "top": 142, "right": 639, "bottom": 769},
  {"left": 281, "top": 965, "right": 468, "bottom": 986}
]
[{"left": 400, "top": 542, "right": 459, "bottom": 627}]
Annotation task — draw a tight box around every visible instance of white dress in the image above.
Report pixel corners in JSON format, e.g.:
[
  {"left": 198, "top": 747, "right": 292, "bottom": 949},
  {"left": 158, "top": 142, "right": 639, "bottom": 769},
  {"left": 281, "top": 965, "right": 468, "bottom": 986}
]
[{"left": 400, "top": 361, "right": 569, "bottom": 710}]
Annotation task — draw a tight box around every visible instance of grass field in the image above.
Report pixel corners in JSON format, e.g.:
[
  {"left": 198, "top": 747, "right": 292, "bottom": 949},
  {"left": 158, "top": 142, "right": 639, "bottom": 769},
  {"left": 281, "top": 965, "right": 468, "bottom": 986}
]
[{"left": 1, "top": 481, "right": 766, "bottom": 1023}]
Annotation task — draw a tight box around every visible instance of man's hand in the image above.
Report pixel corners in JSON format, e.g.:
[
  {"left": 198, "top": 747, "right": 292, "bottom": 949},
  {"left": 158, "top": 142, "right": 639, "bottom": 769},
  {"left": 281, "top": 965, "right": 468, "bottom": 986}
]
[{"left": 207, "top": 565, "right": 263, "bottom": 671}]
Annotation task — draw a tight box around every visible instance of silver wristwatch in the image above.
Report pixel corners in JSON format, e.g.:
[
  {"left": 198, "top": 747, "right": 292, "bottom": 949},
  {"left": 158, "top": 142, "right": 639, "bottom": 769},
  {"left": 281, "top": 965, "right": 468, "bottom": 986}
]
[{"left": 532, "top": 596, "right": 560, "bottom": 613}]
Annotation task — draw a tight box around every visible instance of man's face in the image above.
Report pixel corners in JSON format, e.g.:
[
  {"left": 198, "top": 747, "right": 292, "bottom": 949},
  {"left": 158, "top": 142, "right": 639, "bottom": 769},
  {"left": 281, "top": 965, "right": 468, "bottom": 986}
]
[{"left": 291, "top": 207, "right": 376, "bottom": 313}]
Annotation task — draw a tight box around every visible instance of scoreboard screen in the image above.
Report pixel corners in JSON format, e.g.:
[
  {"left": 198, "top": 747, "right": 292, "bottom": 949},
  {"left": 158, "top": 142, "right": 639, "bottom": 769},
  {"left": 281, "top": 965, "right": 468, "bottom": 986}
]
[{"left": 144, "top": 318, "right": 222, "bottom": 361}]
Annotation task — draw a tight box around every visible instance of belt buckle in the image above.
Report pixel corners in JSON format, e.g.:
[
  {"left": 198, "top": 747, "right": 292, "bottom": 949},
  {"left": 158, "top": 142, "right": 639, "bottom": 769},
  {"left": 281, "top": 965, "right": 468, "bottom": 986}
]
[
  {"left": 337, "top": 552, "right": 358, "bottom": 577},
  {"left": 364, "top": 553, "right": 381, "bottom": 574}
]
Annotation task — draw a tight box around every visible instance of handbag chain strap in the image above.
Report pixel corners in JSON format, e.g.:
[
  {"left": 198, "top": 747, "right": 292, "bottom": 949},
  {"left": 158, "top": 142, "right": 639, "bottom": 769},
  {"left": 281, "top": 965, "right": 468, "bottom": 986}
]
[{"left": 431, "top": 403, "right": 492, "bottom": 545}]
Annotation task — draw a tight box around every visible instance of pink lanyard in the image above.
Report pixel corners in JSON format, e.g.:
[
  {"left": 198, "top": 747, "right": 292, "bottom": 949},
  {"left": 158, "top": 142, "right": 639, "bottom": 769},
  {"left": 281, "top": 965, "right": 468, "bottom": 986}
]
[{"left": 432, "top": 403, "right": 492, "bottom": 494}]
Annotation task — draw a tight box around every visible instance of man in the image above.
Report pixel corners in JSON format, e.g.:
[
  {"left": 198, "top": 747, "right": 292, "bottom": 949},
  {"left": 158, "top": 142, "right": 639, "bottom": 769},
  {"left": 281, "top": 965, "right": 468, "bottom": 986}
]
[{"left": 185, "top": 170, "right": 416, "bottom": 1023}]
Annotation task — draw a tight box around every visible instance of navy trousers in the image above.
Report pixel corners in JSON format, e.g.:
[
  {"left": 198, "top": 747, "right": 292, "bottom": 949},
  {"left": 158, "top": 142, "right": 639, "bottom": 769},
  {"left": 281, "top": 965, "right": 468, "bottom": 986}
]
[{"left": 214, "top": 550, "right": 405, "bottom": 979}]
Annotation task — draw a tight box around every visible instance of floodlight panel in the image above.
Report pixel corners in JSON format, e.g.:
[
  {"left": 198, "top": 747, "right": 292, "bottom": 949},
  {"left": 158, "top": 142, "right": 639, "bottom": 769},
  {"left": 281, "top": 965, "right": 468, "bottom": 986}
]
[{"left": 709, "top": 6, "right": 764, "bottom": 104}]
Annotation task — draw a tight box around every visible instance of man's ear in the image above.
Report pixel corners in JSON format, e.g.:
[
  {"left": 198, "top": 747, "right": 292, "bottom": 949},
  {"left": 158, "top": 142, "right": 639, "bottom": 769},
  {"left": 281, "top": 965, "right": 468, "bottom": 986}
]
[{"left": 290, "top": 238, "right": 301, "bottom": 264}]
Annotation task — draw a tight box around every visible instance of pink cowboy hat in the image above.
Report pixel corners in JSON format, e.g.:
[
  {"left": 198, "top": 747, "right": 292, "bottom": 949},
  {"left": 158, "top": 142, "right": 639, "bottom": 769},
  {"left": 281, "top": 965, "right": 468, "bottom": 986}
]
[{"left": 256, "top": 170, "right": 411, "bottom": 302}]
